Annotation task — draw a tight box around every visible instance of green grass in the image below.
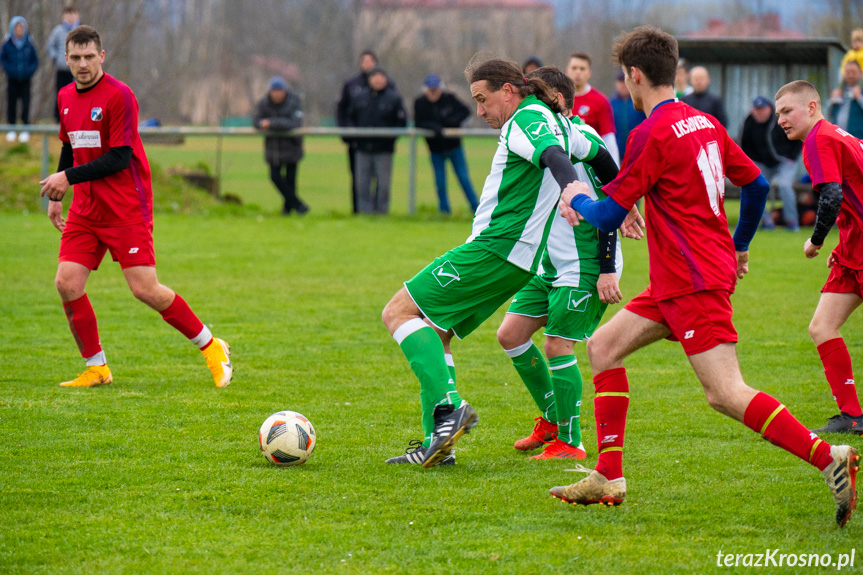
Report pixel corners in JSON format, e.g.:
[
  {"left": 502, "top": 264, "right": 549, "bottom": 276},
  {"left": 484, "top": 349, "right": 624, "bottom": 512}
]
[{"left": 1, "top": 138, "right": 862, "bottom": 573}]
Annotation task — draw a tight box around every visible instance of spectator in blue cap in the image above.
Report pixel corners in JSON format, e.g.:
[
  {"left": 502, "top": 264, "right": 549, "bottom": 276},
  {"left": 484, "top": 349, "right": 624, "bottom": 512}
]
[
  {"left": 413, "top": 74, "right": 479, "bottom": 214},
  {"left": 522, "top": 56, "right": 543, "bottom": 75},
  {"left": 253, "top": 76, "right": 308, "bottom": 215},
  {"left": 740, "top": 95, "right": 802, "bottom": 230}
]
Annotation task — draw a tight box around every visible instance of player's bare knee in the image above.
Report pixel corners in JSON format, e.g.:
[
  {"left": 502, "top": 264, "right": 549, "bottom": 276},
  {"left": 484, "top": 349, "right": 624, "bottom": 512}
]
[
  {"left": 55, "top": 273, "right": 83, "bottom": 300},
  {"left": 496, "top": 325, "right": 518, "bottom": 349},
  {"left": 586, "top": 337, "right": 610, "bottom": 371}
]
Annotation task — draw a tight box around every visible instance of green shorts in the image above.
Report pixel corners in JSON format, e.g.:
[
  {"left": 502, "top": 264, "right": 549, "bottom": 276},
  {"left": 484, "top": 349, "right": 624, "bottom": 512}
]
[
  {"left": 404, "top": 243, "right": 534, "bottom": 339},
  {"left": 506, "top": 275, "right": 608, "bottom": 341}
]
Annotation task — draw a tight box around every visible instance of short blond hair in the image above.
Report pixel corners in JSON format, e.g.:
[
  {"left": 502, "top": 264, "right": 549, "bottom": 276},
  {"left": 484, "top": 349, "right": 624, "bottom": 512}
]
[
  {"left": 775, "top": 80, "right": 820, "bottom": 106},
  {"left": 851, "top": 28, "right": 863, "bottom": 44}
]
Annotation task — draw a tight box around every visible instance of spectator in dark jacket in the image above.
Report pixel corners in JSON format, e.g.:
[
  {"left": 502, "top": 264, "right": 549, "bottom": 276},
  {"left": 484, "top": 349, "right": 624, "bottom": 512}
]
[
  {"left": 1, "top": 16, "right": 39, "bottom": 143},
  {"left": 337, "top": 50, "right": 380, "bottom": 213},
  {"left": 827, "top": 60, "right": 863, "bottom": 139},
  {"left": 610, "top": 71, "right": 646, "bottom": 160},
  {"left": 347, "top": 67, "right": 406, "bottom": 214},
  {"left": 682, "top": 66, "right": 727, "bottom": 128},
  {"left": 414, "top": 74, "right": 479, "bottom": 214},
  {"left": 740, "top": 96, "right": 802, "bottom": 231},
  {"left": 253, "top": 76, "right": 308, "bottom": 215}
]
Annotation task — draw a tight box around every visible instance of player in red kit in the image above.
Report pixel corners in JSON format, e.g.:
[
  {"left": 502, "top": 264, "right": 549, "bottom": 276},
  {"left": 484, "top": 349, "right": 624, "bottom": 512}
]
[
  {"left": 553, "top": 27, "right": 858, "bottom": 526},
  {"left": 775, "top": 80, "right": 863, "bottom": 435},
  {"left": 39, "top": 26, "right": 233, "bottom": 389}
]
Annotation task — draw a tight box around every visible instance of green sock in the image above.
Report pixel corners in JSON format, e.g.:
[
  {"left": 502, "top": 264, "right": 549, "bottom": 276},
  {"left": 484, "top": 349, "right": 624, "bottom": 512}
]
[
  {"left": 549, "top": 354, "right": 583, "bottom": 446},
  {"left": 395, "top": 321, "right": 462, "bottom": 447},
  {"left": 508, "top": 342, "right": 555, "bottom": 421}
]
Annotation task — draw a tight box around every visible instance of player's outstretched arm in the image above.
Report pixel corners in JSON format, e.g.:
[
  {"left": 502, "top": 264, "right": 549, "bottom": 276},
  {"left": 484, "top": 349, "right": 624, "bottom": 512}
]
[
  {"left": 732, "top": 174, "right": 769, "bottom": 253},
  {"left": 805, "top": 182, "right": 843, "bottom": 258},
  {"left": 561, "top": 181, "right": 629, "bottom": 233}
]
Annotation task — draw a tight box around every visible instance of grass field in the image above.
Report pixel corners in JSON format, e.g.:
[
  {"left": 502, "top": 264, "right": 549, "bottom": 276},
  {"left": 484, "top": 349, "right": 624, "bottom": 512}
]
[{"left": 1, "top": 137, "right": 862, "bottom": 573}]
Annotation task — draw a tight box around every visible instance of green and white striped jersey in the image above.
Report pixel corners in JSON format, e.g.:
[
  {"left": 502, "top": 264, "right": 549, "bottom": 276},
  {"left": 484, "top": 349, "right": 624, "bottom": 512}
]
[
  {"left": 467, "top": 95, "right": 600, "bottom": 273},
  {"left": 539, "top": 116, "right": 623, "bottom": 287}
]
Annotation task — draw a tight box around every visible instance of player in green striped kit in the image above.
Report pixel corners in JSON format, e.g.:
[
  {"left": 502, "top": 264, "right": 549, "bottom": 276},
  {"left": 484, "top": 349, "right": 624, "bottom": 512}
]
[
  {"left": 381, "top": 58, "right": 619, "bottom": 467},
  {"left": 498, "top": 66, "right": 624, "bottom": 460}
]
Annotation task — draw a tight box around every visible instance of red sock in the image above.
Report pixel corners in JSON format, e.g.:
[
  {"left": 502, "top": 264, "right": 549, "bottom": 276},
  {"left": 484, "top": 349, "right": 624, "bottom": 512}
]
[
  {"left": 63, "top": 294, "right": 102, "bottom": 358},
  {"left": 817, "top": 338, "right": 862, "bottom": 417},
  {"left": 744, "top": 391, "right": 833, "bottom": 471},
  {"left": 159, "top": 294, "right": 205, "bottom": 340},
  {"left": 593, "top": 367, "right": 629, "bottom": 480}
]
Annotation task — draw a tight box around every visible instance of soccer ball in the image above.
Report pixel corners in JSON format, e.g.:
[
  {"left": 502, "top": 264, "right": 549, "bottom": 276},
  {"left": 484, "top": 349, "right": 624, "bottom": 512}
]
[{"left": 259, "top": 411, "right": 316, "bottom": 466}]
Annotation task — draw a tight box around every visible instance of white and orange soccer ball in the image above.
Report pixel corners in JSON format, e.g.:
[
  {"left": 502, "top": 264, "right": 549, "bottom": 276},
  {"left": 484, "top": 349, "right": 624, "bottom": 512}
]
[{"left": 259, "top": 411, "right": 316, "bottom": 466}]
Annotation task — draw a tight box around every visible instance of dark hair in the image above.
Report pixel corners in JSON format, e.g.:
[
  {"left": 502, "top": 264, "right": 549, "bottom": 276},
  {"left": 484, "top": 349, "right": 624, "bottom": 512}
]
[
  {"left": 360, "top": 50, "right": 378, "bottom": 63},
  {"left": 527, "top": 66, "right": 574, "bottom": 111},
  {"left": 613, "top": 26, "right": 677, "bottom": 88},
  {"left": 63, "top": 6, "right": 79, "bottom": 15},
  {"left": 465, "top": 56, "right": 564, "bottom": 114},
  {"left": 66, "top": 24, "right": 100, "bottom": 52},
  {"left": 569, "top": 52, "right": 592, "bottom": 67}
]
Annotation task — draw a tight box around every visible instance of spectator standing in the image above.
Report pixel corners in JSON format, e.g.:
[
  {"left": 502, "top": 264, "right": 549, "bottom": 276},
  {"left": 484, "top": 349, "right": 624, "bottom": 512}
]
[
  {"left": 413, "top": 74, "right": 479, "bottom": 214},
  {"left": 47, "top": 6, "right": 80, "bottom": 122},
  {"left": 522, "top": 56, "right": 542, "bottom": 75},
  {"left": 1, "top": 16, "right": 38, "bottom": 143},
  {"left": 681, "top": 66, "right": 728, "bottom": 127},
  {"left": 253, "top": 76, "right": 308, "bottom": 216},
  {"left": 610, "top": 70, "right": 645, "bottom": 159},
  {"left": 740, "top": 96, "right": 802, "bottom": 231},
  {"left": 674, "top": 58, "right": 692, "bottom": 99},
  {"left": 337, "top": 50, "right": 381, "bottom": 214},
  {"left": 827, "top": 61, "right": 863, "bottom": 139},
  {"left": 348, "top": 67, "right": 406, "bottom": 214},
  {"left": 566, "top": 52, "right": 619, "bottom": 164}
]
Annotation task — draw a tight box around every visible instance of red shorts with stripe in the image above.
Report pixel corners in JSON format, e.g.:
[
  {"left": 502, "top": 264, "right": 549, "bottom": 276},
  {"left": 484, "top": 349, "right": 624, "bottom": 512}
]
[
  {"left": 59, "top": 216, "right": 156, "bottom": 270},
  {"left": 624, "top": 286, "right": 738, "bottom": 356},
  {"left": 822, "top": 262, "right": 863, "bottom": 299}
]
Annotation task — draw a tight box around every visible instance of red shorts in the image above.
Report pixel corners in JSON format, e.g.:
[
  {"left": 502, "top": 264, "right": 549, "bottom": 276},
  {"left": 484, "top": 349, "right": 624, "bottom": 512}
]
[
  {"left": 59, "top": 217, "right": 156, "bottom": 270},
  {"left": 822, "top": 262, "right": 863, "bottom": 299},
  {"left": 624, "top": 286, "right": 738, "bottom": 356}
]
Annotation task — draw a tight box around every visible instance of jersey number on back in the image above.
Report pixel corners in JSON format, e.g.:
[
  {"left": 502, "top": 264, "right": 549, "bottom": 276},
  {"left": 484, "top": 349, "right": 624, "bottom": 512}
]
[{"left": 696, "top": 141, "right": 724, "bottom": 216}]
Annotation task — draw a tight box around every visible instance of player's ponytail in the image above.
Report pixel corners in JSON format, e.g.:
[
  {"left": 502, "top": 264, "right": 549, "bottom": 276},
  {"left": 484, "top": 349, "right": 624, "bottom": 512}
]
[{"left": 465, "top": 56, "right": 564, "bottom": 115}]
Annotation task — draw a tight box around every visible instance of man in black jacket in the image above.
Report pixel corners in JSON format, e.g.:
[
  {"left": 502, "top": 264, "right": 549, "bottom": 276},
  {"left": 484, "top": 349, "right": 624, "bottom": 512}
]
[
  {"left": 681, "top": 66, "right": 728, "bottom": 128},
  {"left": 740, "top": 96, "right": 802, "bottom": 230},
  {"left": 414, "top": 74, "right": 479, "bottom": 214},
  {"left": 337, "top": 50, "right": 378, "bottom": 214},
  {"left": 254, "top": 76, "right": 308, "bottom": 215},
  {"left": 348, "top": 67, "right": 406, "bottom": 214}
]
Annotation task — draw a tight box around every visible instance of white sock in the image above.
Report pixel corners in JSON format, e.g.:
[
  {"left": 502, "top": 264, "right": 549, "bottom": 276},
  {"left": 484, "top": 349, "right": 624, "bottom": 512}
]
[
  {"left": 191, "top": 325, "right": 213, "bottom": 349},
  {"left": 86, "top": 350, "right": 107, "bottom": 367},
  {"left": 504, "top": 341, "right": 533, "bottom": 358}
]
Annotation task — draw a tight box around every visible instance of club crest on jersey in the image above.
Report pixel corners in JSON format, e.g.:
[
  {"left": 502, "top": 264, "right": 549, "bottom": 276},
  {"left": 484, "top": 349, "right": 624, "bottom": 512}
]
[
  {"left": 91, "top": 107, "right": 103, "bottom": 121},
  {"left": 525, "top": 121, "right": 552, "bottom": 141},
  {"left": 578, "top": 105, "right": 590, "bottom": 116}
]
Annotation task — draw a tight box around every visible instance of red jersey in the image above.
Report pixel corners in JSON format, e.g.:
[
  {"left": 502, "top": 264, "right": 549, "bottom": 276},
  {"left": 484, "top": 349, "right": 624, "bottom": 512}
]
[
  {"left": 803, "top": 119, "right": 863, "bottom": 270},
  {"left": 58, "top": 73, "right": 153, "bottom": 226},
  {"left": 605, "top": 100, "right": 760, "bottom": 301},
  {"left": 571, "top": 86, "right": 615, "bottom": 136}
]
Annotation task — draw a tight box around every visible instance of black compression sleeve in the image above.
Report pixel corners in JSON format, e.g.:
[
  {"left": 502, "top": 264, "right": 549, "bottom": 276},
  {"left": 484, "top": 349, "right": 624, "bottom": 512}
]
[
  {"left": 64, "top": 146, "right": 133, "bottom": 185},
  {"left": 585, "top": 146, "right": 619, "bottom": 185},
  {"left": 539, "top": 146, "right": 578, "bottom": 189},
  {"left": 811, "top": 182, "right": 843, "bottom": 246},
  {"left": 597, "top": 229, "right": 617, "bottom": 274},
  {"left": 58, "top": 142, "right": 74, "bottom": 172}
]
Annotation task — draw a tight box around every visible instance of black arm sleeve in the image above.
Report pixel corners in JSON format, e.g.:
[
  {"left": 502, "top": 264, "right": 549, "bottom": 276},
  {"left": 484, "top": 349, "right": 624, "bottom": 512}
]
[
  {"left": 58, "top": 142, "right": 74, "bottom": 172},
  {"left": 64, "top": 146, "right": 133, "bottom": 185},
  {"left": 811, "top": 182, "right": 843, "bottom": 246},
  {"left": 597, "top": 230, "right": 617, "bottom": 274},
  {"left": 539, "top": 146, "right": 578, "bottom": 189},
  {"left": 584, "top": 146, "right": 619, "bottom": 186}
]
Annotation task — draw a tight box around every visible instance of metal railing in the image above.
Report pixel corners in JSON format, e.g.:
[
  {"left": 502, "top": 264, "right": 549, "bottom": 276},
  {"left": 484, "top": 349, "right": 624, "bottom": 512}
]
[{"left": 2, "top": 123, "right": 498, "bottom": 214}]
